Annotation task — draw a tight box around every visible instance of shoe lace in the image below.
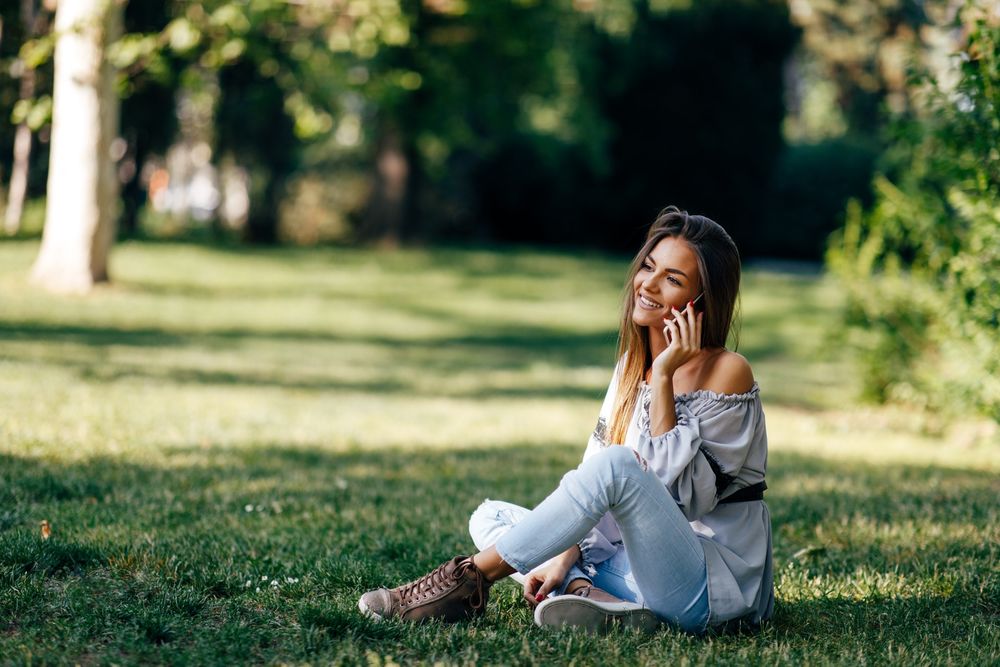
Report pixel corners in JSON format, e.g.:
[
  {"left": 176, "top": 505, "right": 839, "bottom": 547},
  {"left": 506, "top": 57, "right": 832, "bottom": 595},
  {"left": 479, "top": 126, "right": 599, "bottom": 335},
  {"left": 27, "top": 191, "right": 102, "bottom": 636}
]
[
  {"left": 397, "top": 558, "right": 487, "bottom": 610},
  {"left": 458, "top": 560, "right": 487, "bottom": 611},
  {"left": 399, "top": 561, "right": 452, "bottom": 603}
]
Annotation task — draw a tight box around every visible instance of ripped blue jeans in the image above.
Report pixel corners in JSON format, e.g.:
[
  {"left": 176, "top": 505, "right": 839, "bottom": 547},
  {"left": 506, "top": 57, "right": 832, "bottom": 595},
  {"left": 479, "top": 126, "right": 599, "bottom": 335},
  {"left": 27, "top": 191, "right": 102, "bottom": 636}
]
[{"left": 468, "top": 446, "right": 710, "bottom": 633}]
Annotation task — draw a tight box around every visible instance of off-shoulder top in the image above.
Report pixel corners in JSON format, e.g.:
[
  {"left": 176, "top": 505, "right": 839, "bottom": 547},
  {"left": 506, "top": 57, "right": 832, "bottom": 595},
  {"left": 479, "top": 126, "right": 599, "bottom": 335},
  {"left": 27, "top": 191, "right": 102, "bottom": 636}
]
[{"left": 579, "top": 357, "right": 775, "bottom": 627}]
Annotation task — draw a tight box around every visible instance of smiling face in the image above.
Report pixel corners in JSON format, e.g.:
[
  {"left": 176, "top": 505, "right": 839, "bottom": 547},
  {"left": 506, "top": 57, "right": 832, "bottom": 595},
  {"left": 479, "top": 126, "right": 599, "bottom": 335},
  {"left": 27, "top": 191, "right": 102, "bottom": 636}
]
[{"left": 630, "top": 236, "right": 702, "bottom": 329}]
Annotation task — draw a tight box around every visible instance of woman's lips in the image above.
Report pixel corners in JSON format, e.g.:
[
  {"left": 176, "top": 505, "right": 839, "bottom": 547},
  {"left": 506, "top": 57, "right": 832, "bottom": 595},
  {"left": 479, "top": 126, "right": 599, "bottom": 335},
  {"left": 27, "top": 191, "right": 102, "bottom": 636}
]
[{"left": 637, "top": 294, "right": 663, "bottom": 310}]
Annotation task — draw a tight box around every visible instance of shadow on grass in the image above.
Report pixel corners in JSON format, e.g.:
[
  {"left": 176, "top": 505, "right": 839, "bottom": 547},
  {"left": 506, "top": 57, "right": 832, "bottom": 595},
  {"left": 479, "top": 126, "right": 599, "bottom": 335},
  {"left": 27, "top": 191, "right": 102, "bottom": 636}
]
[
  {"left": 0, "top": 243, "right": 848, "bottom": 411},
  {"left": 771, "top": 593, "right": 998, "bottom": 643},
  {"left": 116, "top": 241, "right": 627, "bottom": 282},
  {"left": 2, "top": 442, "right": 996, "bottom": 587},
  {"left": 766, "top": 451, "right": 999, "bottom": 575},
  {"left": 0, "top": 320, "right": 615, "bottom": 364},
  {"left": 0, "top": 319, "right": 618, "bottom": 401},
  {"left": 1, "top": 443, "right": 996, "bottom": 661},
  {"left": 0, "top": 315, "right": 837, "bottom": 409}
]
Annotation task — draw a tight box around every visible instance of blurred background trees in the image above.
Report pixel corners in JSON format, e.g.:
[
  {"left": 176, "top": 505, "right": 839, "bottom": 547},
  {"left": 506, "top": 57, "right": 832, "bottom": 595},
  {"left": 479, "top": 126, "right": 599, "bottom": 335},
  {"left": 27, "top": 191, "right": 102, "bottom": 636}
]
[
  {"left": 0, "top": 0, "right": 996, "bottom": 419},
  {"left": 0, "top": 0, "right": 857, "bottom": 252}
]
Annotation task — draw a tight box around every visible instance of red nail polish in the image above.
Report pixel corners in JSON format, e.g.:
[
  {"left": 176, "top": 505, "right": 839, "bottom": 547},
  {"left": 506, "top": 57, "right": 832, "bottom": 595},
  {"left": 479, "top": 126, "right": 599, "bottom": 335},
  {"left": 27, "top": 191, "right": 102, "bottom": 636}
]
[
  {"left": 688, "top": 300, "right": 693, "bottom": 307},
  {"left": 535, "top": 593, "right": 544, "bottom": 602}
]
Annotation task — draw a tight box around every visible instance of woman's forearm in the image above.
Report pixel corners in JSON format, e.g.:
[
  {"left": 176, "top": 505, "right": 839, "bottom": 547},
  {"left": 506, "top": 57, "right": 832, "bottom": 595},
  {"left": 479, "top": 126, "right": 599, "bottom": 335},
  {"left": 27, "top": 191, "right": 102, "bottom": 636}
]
[
  {"left": 556, "top": 544, "right": 581, "bottom": 566},
  {"left": 648, "top": 372, "right": 676, "bottom": 437}
]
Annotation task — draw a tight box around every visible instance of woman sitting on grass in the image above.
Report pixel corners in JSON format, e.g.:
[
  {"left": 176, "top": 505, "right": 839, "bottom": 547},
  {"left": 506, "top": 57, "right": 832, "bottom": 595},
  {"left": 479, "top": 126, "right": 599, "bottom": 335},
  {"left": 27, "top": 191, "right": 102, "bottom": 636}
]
[{"left": 359, "top": 206, "right": 773, "bottom": 634}]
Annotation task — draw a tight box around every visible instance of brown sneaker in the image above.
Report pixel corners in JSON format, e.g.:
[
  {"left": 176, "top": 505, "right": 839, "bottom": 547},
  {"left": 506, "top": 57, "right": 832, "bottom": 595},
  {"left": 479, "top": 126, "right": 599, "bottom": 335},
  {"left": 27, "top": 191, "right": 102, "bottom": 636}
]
[
  {"left": 358, "top": 556, "right": 491, "bottom": 623},
  {"left": 534, "top": 585, "right": 661, "bottom": 634}
]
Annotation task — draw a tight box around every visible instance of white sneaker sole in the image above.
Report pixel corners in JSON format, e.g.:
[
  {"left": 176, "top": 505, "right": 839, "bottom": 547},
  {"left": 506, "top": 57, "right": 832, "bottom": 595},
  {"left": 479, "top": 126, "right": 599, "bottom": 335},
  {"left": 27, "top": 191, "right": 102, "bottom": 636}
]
[{"left": 534, "top": 596, "right": 661, "bottom": 634}]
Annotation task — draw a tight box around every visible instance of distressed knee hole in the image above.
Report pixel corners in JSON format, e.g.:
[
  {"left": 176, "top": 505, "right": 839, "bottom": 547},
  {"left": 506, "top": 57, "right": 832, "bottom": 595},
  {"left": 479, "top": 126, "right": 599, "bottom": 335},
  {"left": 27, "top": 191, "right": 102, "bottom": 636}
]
[{"left": 496, "top": 508, "right": 518, "bottom": 524}]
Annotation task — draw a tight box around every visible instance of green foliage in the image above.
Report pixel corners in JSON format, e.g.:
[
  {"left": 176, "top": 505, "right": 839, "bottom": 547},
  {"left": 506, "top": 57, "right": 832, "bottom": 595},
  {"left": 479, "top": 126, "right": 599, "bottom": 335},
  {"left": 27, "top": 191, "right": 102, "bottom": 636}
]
[
  {"left": 0, "top": 2, "right": 55, "bottom": 205},
  {"left": 17, "top": 34, "right": 55, "bottom": 70},
  {"left": 9, "top": 94, "right": 51, "bottom": 131},
  {"left": 827, "top": 6, "right": 1000, "bottom": 419},
  {"left": 1, "top": 0, "right": 961, "bottom": 261},
  {"left": 108, "top": 0, "right": 801, "bottom": 250}
]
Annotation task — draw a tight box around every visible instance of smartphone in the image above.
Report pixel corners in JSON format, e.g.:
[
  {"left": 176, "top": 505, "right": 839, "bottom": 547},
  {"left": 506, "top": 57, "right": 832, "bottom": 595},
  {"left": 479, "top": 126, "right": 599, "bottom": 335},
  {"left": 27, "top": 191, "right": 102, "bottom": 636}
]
[
  {"left": 663, "top": 292, "right": 703, "bottom": 343},
  {"left": 676, "top": 291, "right": 704, "bottom": 315}
]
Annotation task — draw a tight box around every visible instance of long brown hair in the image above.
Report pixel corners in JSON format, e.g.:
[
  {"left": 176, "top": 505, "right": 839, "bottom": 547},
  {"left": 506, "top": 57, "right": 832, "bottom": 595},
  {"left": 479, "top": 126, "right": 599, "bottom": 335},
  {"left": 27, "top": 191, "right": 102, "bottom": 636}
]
[{"left": 607, "top": 205, "right": 742, "bottom": 445}]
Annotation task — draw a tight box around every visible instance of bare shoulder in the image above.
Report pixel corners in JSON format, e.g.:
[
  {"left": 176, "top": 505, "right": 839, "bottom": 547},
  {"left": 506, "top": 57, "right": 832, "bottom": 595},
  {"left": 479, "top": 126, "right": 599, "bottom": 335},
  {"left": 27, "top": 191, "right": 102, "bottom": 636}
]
[{"left": 702, "top": 350, "right": 755, "bottom": 395}]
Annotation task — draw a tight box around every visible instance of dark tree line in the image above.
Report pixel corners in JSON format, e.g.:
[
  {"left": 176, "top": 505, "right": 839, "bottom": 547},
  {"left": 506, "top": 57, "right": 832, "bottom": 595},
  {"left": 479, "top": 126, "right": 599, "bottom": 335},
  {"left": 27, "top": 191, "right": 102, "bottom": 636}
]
[{"left": 0, "top": 0, "right": 950, "bottom": 263}]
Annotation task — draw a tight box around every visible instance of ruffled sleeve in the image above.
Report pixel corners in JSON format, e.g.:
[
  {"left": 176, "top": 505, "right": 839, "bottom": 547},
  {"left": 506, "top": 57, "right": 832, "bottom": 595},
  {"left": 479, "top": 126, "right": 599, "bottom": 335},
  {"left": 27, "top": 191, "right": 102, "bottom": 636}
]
[{"left": 634, "top": 383, "right": 763, "bottom": 521}]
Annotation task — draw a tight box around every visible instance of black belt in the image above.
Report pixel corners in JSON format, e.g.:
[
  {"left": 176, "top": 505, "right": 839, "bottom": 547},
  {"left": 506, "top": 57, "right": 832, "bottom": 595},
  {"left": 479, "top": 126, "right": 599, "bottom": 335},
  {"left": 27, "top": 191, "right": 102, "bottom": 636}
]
[{"left": 717, "top": 481, "right": 767, "bottom": 504}]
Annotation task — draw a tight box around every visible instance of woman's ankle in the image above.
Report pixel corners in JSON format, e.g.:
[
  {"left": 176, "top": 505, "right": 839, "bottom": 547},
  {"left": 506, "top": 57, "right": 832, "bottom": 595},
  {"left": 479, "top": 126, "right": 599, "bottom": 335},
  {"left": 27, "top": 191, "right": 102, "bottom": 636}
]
[
  {"left": 564, "top": 578, "right": 592, "bottom": 595},
  {"left": 472, "top": 547, "right": 516, "bottom": 582}
]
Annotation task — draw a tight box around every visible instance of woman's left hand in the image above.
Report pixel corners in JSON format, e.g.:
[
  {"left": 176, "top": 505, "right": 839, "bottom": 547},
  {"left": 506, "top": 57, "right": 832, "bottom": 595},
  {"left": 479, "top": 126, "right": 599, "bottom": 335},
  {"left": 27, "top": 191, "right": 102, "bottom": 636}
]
[
  {"left": 522, "top": 560, "right": 571, "bottom": 607},
  {"left": 652, "top": 303, "right": 703, "bottom": 379}
]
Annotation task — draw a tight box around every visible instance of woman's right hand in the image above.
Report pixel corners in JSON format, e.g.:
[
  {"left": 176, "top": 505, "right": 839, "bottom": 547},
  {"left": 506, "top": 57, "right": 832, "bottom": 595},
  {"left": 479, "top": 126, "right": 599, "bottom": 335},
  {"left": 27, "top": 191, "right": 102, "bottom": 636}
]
[{"left": 652, "top": 304, "right": 703, "bottom": 380}]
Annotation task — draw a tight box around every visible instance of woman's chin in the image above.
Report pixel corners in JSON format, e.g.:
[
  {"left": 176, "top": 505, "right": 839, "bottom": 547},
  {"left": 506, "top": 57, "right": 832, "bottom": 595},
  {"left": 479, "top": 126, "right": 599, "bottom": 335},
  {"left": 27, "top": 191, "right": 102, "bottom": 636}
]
[{"left": 632, "top": 311, "right": 663, "bottom": 328}]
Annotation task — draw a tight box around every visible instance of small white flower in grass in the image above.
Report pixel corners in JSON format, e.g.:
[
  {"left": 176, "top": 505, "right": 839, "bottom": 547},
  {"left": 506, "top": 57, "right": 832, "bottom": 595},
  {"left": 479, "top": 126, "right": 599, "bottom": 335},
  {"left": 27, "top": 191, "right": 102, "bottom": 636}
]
[
  {"left": 285, "top": 576, "right": 299, "bottom": 584},
  {"left": 244, "top": 504, "right": 254, "bottom": 512},
  {"left": 244, "top": 580, "right": 252, "bottom": 588},
  {"left": 255, "top": 587, "right": 260, "bottom": 593},
  {"left": 270, "top": 580, "right": 280, "bottom": 588},
  {"left": 262, "top": 575, "right": 268, "bottom": 581},
  {"left": 335, "top": 478, "right": 348, "bottom": 490}
]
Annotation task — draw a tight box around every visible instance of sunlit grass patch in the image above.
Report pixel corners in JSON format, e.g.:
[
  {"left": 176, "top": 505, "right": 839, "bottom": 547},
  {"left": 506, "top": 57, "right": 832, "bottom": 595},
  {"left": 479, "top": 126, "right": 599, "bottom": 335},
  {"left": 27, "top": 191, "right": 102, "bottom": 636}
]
[{"left": 0, "top": 239, "right": 997, "bottom": 665}]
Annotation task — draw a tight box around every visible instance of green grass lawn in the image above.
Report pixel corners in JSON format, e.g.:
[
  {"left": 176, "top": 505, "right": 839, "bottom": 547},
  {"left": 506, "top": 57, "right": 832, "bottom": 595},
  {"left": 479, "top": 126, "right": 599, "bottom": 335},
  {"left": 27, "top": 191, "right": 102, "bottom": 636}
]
[{"left": 1, "top": 239, "right": 997, "bottom": 665}]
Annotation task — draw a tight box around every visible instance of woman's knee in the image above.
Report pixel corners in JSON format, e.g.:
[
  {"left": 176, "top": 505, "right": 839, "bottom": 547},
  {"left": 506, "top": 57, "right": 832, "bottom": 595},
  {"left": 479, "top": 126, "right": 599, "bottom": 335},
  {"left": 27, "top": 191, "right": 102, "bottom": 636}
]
[
  {"left": 584, "top": 445, "right": 645, "bottom": 476},
  {"left": 468, "top": 499, "right": 497, "bottom": 546},
  {"left": 468, "top": 499, "right": 522, "bottom": 550},
  {"left": 559, "top": 446, "right": 646, "bottom": 509}
]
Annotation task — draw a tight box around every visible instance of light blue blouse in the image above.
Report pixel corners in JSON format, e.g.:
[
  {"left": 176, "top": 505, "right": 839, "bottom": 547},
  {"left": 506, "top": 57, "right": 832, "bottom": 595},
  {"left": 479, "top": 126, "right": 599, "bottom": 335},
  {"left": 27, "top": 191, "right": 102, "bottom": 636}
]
[{"left": 580, "top": 359, "right": 775, "bottom": 626}]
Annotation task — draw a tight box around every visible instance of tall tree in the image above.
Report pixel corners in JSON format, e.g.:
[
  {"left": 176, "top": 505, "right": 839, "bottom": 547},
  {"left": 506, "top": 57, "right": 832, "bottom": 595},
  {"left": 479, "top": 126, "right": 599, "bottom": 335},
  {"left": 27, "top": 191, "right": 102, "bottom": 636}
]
[
  {"left": 1, "top": 0, "right": 54, "bottom": 236},
  {"left": 31, "top": 0, "right": 124, "bottom": 293},
  {"left": 4, "top": 0, "right": 38, "bottom": 235}
]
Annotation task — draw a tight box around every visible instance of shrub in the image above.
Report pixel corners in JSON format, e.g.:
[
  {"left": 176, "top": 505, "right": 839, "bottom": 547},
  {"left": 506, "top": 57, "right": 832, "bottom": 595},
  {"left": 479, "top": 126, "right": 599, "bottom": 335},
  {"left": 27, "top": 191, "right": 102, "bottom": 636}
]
[{"left": 826, "top": 5, "right": 1000, "bottom": 421}]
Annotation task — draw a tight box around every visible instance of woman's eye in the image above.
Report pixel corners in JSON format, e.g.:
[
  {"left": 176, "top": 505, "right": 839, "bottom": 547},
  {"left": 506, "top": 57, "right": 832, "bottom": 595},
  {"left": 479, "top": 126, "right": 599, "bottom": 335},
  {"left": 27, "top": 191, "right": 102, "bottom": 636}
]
[
  {"left": 641, "top": 262, "right": 653, "bottom": 271},
  {"left": 668, "top": 277, "right": 681, "bottom": 286}
]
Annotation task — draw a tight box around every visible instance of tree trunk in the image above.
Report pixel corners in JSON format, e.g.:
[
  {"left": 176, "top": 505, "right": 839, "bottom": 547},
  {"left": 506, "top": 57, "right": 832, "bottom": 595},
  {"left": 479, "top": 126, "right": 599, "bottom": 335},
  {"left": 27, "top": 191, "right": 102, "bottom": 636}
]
[
  {"left": 31, "top": 0, "right": 123, "bottom": 293},
  {"left": 0, "top": 17, "right": 5, "bottom": 222},
  {"left": 4, "top": 0, "right": 39, "bottom": 236},
  {"left": 4, "top": 75, "right": 36, "bottom": 236},
  {"left": 359, "top": 123, "right": 409, "bottom": 247}
]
